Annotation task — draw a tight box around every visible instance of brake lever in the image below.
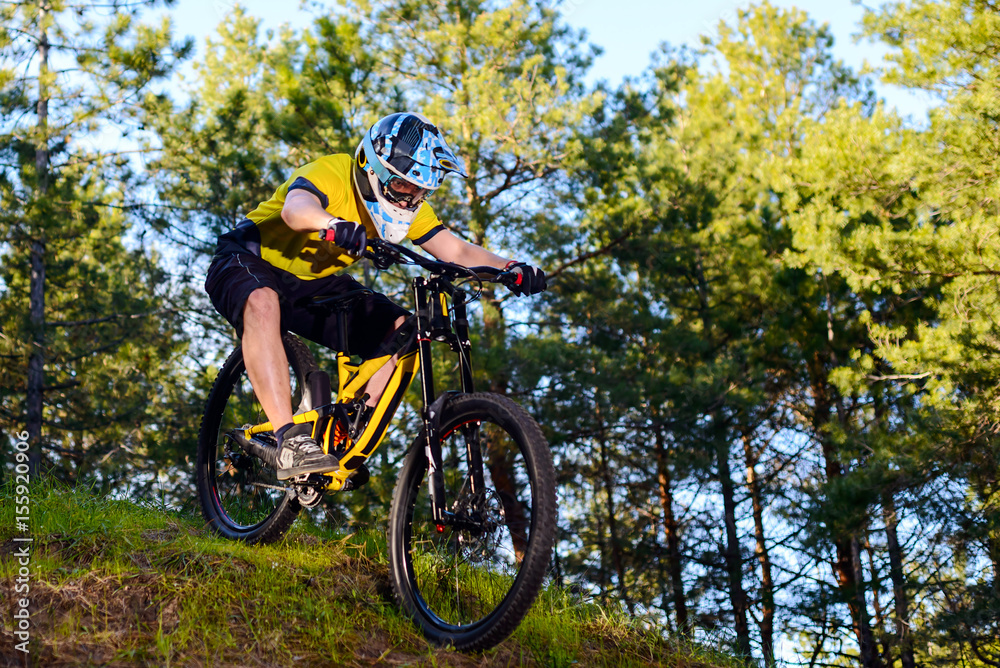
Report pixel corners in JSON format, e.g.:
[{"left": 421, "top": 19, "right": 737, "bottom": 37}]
[
  {"left": 496, "top": 270, "right": 518, "bottom": 287},
  {"left": 364, "top": 240, "right": 402, "bottom": 270}
]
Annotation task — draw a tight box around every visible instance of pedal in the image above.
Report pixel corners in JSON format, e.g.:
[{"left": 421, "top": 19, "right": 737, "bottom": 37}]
[{"left": 290, "top": 472, "right": 328, "bottom": 484}]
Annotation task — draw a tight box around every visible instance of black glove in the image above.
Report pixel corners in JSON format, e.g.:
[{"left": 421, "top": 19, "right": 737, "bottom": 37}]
[
  {"left": 324, "top": 219, "right": 367, "bottom": 256},
  {"left": 503, "top": 262, "right": 547, "bottom": 296}
]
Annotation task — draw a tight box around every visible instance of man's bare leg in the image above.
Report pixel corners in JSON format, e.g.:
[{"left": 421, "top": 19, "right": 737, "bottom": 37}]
[
  {"left": 241, "top": 287, "right": 337, "bottom": 478},
  {"left": 241, "top": 287, "right": 294, "bottom": 430},
  {"left": 242, "top": 293, "right": 402, "bottom": 422},
  {"left": 361, "top": 316, "right": 407, "bottom": 408}
]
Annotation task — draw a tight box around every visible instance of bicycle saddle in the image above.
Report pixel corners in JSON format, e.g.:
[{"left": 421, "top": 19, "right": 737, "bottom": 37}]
[{"left": 298, "top": 288, "right": 373, "bottom": 313}]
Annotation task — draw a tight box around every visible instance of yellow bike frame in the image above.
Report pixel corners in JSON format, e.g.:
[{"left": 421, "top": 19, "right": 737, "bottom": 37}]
[{"left": 243, "top": 347, "right": 419, "bottom": 490}]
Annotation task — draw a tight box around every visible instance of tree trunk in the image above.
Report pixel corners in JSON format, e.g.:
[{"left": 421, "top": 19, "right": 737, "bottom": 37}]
[
  {"left": 865, "top": 537, "right": 890, "bottom": 667},
  {"left": 27, "top": 5, "right": 50, "bottom": 478},
  {"left": 825, "top": 475, "right": 882, "bottom": 668},
  {"left": 655, "top": 425, "right": 689, "bottom": 630},
  {"left": 883, "top": 492, "right": 915, "bottom": 668},
  {"left": 596, "top": 400, "right": 632, "bottom": 614},
  {"left": 716, "top": 432, "right": 752, "bottom": 659},
  {"left": 809, "top": 354, "right": 883, "bottom": 668},
  {"left": 849, "top": 537, "right": 882, "bottom": 668},
  {"left": 824, "top": 478, "right": 882, "bottom": 668},
  {"left": 692, "top": 249, "right": 750, "bottom": 655},
  {"left": 594, "top": 500, "right": 608, "bottom": 605},
  {"left": 743, "top": 433, "right": 775, "bottom": 667}
]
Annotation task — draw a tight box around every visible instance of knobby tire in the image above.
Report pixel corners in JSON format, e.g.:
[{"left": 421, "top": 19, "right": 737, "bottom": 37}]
[
  {"left": 387, "top": 392, "right": 557, "bottom": 651},
  {"left": 196, "top": 333, "right": 318, "bottom": 544}
]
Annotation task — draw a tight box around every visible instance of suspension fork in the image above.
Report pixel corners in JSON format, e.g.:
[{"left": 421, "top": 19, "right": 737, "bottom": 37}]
[
  {"left": 452, "top": 292, "right": 486, "bottom": 497},
  {"left": 414, "top": 277, "right": 448, "bottom": 524},
  {"left": 415, "top": 278, "right": 485, "bottom": 525}
]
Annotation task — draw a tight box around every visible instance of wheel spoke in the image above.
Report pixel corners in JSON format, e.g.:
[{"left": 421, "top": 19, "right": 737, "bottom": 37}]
[
  {"left": 408, "top": 413, "right": 532, "bottom": 626},
  {"left": 198, "top": 335, "right": 315, "bottom": 541}
]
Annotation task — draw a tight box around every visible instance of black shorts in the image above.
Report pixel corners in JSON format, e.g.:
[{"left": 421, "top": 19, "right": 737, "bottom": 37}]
[{"left": 204, "top": 244, "right": 408, "bottom": 360}]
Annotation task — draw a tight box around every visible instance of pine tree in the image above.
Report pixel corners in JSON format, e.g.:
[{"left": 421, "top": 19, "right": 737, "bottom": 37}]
[
  {"left": 776, "top": 1, "right": 1000, "bottom": 661},
  {"left": 0, "top": 0, "right": 195, "bottom": 489}
]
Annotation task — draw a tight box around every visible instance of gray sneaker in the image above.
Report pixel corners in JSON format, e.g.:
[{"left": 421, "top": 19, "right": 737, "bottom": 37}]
[{"left": 275, "top": 425, "right": 338, "bottom": 480}]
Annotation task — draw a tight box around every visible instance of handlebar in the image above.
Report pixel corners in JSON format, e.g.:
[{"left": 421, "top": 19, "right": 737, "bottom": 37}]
[
  {"left": 316, "top": 229, "right": 519, "bottom": 288},
  {"left": 360, "top": 238, "right": 519, "bottom": 288}
]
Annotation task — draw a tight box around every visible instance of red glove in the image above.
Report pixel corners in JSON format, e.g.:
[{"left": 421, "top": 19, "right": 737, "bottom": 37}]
[{"left": 503, "top": 261, "right": 547, "bottom": 296}]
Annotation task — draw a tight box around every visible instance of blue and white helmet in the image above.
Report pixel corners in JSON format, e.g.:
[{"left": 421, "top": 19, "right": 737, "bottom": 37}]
[{"left": 352, "top": 112, "right": 468, "bottom": 243}]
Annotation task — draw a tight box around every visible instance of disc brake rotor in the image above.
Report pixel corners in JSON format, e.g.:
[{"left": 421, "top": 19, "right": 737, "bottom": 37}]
[{"left": 452, "top": 489, "right": 506, "bottom": 563}]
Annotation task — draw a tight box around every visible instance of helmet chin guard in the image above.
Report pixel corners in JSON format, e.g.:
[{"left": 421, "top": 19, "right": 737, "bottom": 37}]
[{"left": 352, "top": 112, "right": 467, "bottom": 242}]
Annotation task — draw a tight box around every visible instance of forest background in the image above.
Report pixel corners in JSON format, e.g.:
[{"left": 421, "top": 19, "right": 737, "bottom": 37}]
[{"left": 2, "top": 0, "right": 999, "bottom": 666}]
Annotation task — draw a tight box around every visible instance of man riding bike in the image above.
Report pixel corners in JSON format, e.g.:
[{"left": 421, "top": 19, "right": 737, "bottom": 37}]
[{"left": 205, "top": 112, "right": 547, "bottom": 481}]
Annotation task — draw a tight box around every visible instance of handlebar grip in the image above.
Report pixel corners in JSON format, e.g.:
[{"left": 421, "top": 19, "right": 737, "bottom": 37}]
[
  {"left": 496, "top": 271, "right": 518, "bottom": 287},
  {"left": 465, "top": 265, "right": 518, "bottom": 285}
]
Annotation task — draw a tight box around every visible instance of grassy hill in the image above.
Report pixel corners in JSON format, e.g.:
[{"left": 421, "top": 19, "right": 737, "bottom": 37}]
[{"left": 1, "top": 485, "right": 744, "bottom": 667}]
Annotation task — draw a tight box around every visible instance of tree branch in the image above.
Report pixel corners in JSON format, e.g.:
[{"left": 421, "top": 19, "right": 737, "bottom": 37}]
[
  {"left": 546, "top": 232, "right": 632, "bottom": 281},
  {"left": 48, "top": 308, "right": 175, "bottom": 328},
  {"left": 864, "top": 373, "right": 932, "bottom": 382}
]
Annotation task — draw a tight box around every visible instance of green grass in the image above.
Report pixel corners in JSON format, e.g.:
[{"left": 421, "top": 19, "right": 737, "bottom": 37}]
[{"left": 0, "top": 483, "right": 745, "bottom": 667}]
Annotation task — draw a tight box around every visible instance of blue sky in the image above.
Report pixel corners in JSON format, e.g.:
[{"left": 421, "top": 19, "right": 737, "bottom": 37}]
[{"left": 161, "top": 0, "right": 935, "bottom": 120}]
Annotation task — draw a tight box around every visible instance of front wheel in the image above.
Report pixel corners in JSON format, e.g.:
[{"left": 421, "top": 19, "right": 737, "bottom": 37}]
[{"left": 387, "top": 393, "right": 557, "bottom": 651}]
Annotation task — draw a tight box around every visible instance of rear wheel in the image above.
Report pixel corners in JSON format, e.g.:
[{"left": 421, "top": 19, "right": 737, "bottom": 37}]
[
  {"left": 196, "top": 333, "right": 317, "bottom": 544},
  {"left": 387, "top": 393, "right": 556, "bottom": 651}
]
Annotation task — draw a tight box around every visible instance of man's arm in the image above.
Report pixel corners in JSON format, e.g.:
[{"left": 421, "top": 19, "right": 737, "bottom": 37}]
[
  {"left": 419, "top": 229, "right": 511, "bottom": 270},
  {"left": 281, "top": 189, "right": 335, "bottom": 232},
  {"left": 283, "top": 189, "right": 367, "bottom": 256},
  {"left": 420, "top": 229, "right": 547, "bottom": 295}
]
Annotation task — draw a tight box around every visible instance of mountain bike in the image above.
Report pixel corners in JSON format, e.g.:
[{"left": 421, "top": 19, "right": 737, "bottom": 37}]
[{"left": 195, "top": 238, "right": 557, "bottom": 651}]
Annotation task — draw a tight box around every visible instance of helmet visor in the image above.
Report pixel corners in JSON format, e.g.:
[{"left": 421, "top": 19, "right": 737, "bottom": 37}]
[{"left": 380, "top": 174, "right": 431, "bottom": 211}]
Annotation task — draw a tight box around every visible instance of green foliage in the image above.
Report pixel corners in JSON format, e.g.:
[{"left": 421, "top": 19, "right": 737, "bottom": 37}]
[
  {"left": 143, "top": 7, "right": 305, "bottom": 251},
  {"left": 6, "top": 0, "right": 1000, "bottom": 665},
  {"left": 0, "top": 0, "right": 199, "bottom": 489}
]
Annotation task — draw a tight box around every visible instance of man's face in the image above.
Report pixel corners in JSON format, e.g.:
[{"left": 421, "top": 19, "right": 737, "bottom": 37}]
[{"left": 383, "top": 175, "right": 430, "bottom": 210}]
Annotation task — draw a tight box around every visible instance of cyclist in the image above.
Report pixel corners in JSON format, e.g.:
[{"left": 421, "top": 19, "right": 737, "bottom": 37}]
[{"left": 205, "top": 112, "right": 546, "bottom": 481}]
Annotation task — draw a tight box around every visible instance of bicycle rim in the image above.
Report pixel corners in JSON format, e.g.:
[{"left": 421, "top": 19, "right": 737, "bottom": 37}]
[
  {"left": 397, "top": 395, "right": 553, "bottom": 641},
  {"left": 201, "top": 337, "right": 313, "bottom": 536}
]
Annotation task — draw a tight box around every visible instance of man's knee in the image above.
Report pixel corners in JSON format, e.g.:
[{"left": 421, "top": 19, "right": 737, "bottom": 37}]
[
  {"left": 378, "top": 315, "right": 417, "bottom": 358},
  {"left": 243, "top": 287, "right": 280, "bottom": 324}
]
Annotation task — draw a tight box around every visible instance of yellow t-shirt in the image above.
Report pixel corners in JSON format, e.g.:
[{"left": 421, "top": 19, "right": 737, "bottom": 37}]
[{"left": 240, "top": 154, "right": 444, "bottom": 280}]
